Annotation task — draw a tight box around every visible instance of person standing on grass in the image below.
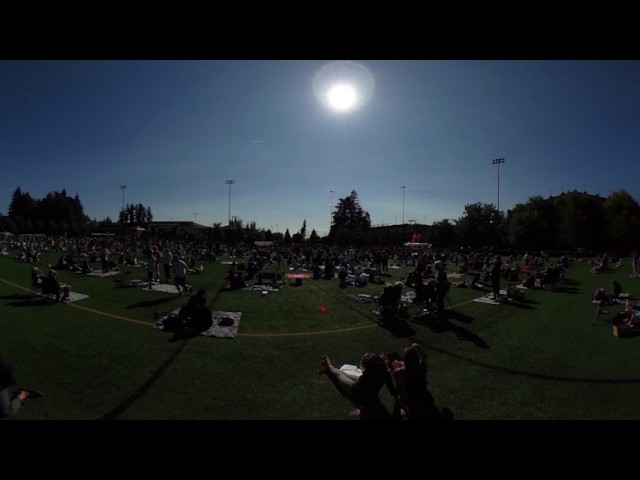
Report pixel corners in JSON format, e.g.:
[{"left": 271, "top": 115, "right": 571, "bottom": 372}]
[
  {"left": 173, "top": 254, "right": 189, "bottom": 295},
  {"left": 100, "top": 245, "right": 110, "bottom": 273},
  {"left": 146, "top": 250, "right": 157, "bottom": 290},
  {"left": 434, "top": 260, "right": 448, "bottom": 316},
  {"left": 491, "top": 255, "right": 502, "bottom": 300},
  {"left": 0, "top": 354, "right": 43, "bottom": 419},
  {"left": 163, "top": 248, "right": 173, "bottom": 283}
]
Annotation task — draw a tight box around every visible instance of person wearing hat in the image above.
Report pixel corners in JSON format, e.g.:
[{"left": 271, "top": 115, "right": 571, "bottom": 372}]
[{"left": 0, "top": 354, "right": 43, "bottom": 418}]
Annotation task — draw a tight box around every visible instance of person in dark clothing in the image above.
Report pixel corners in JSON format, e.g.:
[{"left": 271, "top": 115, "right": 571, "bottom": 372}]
[
  {"left": 41, "top": 269, "right": 71, "bottom": 302},
  {"left": 321, "top": 353, "right": 400, "bottom": 420},
  {"left": 389, "top": 344, "right": 442, "bottom": 420},
  {"left": 612, "top": 280, "right": 623, "bottom": 299},
  {"left": 0, "top": 354, "right": 43, "bottom": 418},
  {"left": 434, "top": 261, "right": 448, "bottom": 316},
  {"left": 178, "top": 289, "right": 212, "bottom": 335},
  {"left": 491, "top": 256, "right": 502, "bottom": 300}
]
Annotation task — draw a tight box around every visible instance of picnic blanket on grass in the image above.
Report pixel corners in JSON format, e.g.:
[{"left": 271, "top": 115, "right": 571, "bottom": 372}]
[
  {"left": 38, "top": 291, "right": 89, "bottom": 303},
  {"left": 473, "top": 290, "right": 509, "bottom": 305},
  {"left": 115, "top": 279, "right": 145, "bottom": 288},
  {"left": 87, "top": 271, "right": 120, "bottom": 277},
  {"left": 153, "top": 309, "right": 241, "bottom": 338},
  {"left": 144, "top": 283, "right": 187, "bottom": 294},
  {"left": 245, "top": 284, "right": 280, "bottom": 292},
  {"left": 348, "top": 294, "right": 377, "bottom": 303},
  {"left": 66, "top": 291, "right": 89, "bottom": 302}
]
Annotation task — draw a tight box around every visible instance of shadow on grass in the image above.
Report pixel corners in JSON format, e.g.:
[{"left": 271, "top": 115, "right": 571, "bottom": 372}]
[
  {"left": 562, "top": 278, "right": 582, "bottom": 286},
  {"left": 441, "top": 309, "right": 474, "bottom": 324},
  {"left": 0, "top": 294, "right": 39, "bottom": 300},
  {"left": 126, "top": 297, "right": 178, "bottom": 309},
  {"left": 503, "top": 298, "right": 538, "bottom": 310},
  {"left": 413, "top": 315, "right": 490, "bottom": 349},
  {"left": 550, "top": 286, "right": 581, "bottom": 294},
  {"left": 6, "top": 298, "right": 54, "bottom": 307},
  {"left": 98, "top": 339, "right": 190, "bottom": 420},
  {"left": 378, "top": 315, "right": 417, "bottom": 338}
]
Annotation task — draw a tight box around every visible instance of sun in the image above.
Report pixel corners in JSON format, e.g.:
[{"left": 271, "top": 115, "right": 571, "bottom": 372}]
[
  {"left": 313, "top": 61, "right": 374, "bottom": 114},
  {"left": 327, "top": 84, "right": 358, "bottom": 111}
]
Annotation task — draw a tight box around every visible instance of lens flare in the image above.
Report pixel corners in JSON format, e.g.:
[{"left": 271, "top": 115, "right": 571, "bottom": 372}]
[{"left": 313, "top": 61, "right": 374, "bottom": 113}]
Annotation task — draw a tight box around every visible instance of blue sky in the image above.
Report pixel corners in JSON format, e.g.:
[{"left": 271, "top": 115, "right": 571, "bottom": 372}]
[{"left": 1, "top": 60, "right": 639, "bottom": 236}]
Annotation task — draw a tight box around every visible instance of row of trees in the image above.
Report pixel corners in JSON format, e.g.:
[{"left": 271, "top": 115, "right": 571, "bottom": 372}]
[
  {"left": 2, "top": 186, "right": 638, "bottom": 251},
  {"left": 0, "top": 187, "right": 91, "bottom": 235},
  {"left": 0, "top": 187, "right": 154, "bottom": 236},
  {"left": 325, "top": 189, "right": 640, "bottom": 251}
]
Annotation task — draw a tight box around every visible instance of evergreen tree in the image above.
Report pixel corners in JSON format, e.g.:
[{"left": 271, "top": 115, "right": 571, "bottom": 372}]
[
  {"left": 299, "top": 219, "right": 307, "bottom": 240},
  {"left": 308, "top": 229, "right": 320, "bottom": 244}
]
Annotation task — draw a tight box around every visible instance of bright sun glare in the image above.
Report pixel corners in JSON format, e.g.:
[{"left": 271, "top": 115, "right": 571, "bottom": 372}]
[
  {"left": 313, "top": 61, "right": 374, "bottom": 114},
  {"left": 327, "top": 84, "right": 358, "bottom": 111}
]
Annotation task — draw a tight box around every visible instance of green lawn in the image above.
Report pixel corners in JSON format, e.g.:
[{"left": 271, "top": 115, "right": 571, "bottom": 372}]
[{"left": 1, "top": 252, "right": 638, "bottom": 420}]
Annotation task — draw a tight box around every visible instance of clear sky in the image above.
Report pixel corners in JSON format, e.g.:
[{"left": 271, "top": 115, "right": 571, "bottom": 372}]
[{"left": 1, "top": 60, "right": 639, "bottom": 237}]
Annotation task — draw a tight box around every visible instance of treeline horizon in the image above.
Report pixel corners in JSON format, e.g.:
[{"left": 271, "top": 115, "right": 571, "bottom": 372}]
[{"left": 1, "top": 187, "right": 639, "bottom": 252}]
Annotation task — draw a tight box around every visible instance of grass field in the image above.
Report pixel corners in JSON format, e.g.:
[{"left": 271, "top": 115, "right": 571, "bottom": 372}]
[{"left": 1, "top": 252, "right": 639, "bottom": 420}]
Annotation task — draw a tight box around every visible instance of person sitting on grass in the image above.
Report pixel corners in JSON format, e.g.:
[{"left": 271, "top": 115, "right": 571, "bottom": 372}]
[
  {"left": 0, "top": 354, "right": 43, "bottom": 419},
  {"left": 31, "top": 265, "right": 45, "bottom": 287},
  {"left": 593, "top": 287, "right": 613, "bottom": 306},
  {"left": 612, "top": 280, "right": 623, "bottom": 300},
  {"left": 177, "top": 289, "right": 212, "bottom": 336},
  {"left": 41, "top": 269, "right": 71, "bottom": 302},
  {"left": 611, "top": 305, "right": 640, "bottom": 337},
  {"left": 388, "top": 344, "right": 439, "bottom": 420},
  {"left": 321, "top": 353, "right": 401, "bottom": 420}
]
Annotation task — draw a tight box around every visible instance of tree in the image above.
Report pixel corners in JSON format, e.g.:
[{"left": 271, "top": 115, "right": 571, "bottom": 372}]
[
  {"left": 284, "top": 228, "right": 292, "bottom": 244},
  {"left": 506, "top": 195, "right": 558, "bottom": 250},
  {"left": 553, "top": 191, "right": 605, "bottom": 249},
  {"left": 211, "top": 222, "right": 225, "bottom": 242},
  {"left": 604, "top": 190, "right": 640, "bottom": 251},
  {"left": 455, "top": 203, "right": 504, "bottom": 248},
  {"left": 8, "top": 187, "right": 37, "bottom": 227},
  {"left": 299, "top": 219, "right": 307, "bottom": 240},
  {"left": 428, "top": 219, "right": 459, "bottom": 245},
  {"left": 308, "top": 229, "right": 320, "bottom": 244},
  {"left": 329, "top": 190, "right": 371, "bottom": 244}
]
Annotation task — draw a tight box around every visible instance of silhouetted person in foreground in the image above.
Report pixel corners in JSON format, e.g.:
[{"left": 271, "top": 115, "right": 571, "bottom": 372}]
[
  {"left": 0, "top": 354, "right": 43, "bottom": 418},
  {"left": 321, "top": 353, "right": 400, "bottom": 420},
  {"left": 388, "top": 344, "right": 451, "bottom": 420}
]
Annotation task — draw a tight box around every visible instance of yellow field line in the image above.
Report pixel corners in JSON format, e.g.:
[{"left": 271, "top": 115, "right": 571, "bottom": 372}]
[{"left": 0, "top": 277, "right": 480, "bottom": 337}]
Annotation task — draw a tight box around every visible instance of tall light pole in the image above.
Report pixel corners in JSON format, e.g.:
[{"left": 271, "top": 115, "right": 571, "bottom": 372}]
[
  {"left": 491, "top": 158, "right": 505, "bottom": 213},
  {"left": 401, "top": 186, "right": 405, "bottom": 225},
  {"left": 193, "top": 212, "right": 198, "bottom": 223},
  {"left": 225, "top": 180, "right": 235, "bottom": 226},
  {"left": 329, "top": 190, "right": 335, "bottom": 230}
]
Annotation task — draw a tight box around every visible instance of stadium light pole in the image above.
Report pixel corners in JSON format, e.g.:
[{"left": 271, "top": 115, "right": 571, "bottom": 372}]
[
  {"left": 401, "top": 186, "right": 405, "bottom": 225},
  {"left": 329, "top": 190, "right": 335, "bottom": 230},
  {"left": 193, "top": 212, "right": 198, "bottom": 223},
  {"left": 491, "top": 158, "right": 505, "bottom": 213},
  {"left": 225, "top": 180, "right": 235, "bottom": 226}
]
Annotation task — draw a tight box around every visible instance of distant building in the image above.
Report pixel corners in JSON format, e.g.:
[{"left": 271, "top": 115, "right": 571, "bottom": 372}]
[{"left": 147, "top": 221, "right": 208, "bottom": 233}]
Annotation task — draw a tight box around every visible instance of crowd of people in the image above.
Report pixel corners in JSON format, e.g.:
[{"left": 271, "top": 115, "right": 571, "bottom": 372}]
[{"left": 5, "top": 231, "right": 640, "bottom": 420}]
